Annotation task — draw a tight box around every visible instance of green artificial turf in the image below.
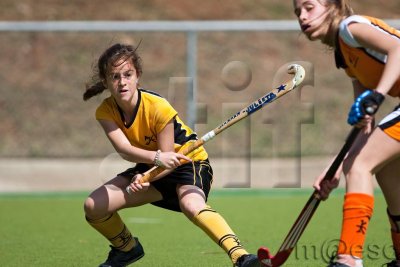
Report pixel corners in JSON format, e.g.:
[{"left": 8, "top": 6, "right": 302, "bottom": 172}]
[{"left": 0, "top": 189, "right": 393, "bottom": 266}]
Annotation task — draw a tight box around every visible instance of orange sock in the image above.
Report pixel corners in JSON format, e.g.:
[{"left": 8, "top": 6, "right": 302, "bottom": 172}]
[
  {"left": 86, "top": 212, "right": 135, "bottom": 251},
  {"left": 337, "top": 193, "right": 374, "bottom": 258},
  {"left": 387, "top": 209, "right": 400, "bottom": 260}
]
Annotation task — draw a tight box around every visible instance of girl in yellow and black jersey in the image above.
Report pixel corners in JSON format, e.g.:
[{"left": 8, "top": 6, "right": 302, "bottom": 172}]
[
  {"left": 96, "top": 88, "right": 207, "bottom": 161},
  {"left": 83, "top": 43, "right": 259, "bottom": 267},
  {"left": 293, "top": 0, "right": 400, "bottom": 266}
]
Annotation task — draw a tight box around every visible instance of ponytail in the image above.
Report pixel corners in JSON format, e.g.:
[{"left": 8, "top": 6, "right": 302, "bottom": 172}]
[
  {"left": 321, "top": 0, "right": 354, "bottom": 47},
  {"left": 83, "top": 81, "right": 106, "bottom": 101}
]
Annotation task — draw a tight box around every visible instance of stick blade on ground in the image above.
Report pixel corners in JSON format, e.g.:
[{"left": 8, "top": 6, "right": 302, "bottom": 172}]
[{"left": 258, "top": 247, "right": 292, "bottom": 267}]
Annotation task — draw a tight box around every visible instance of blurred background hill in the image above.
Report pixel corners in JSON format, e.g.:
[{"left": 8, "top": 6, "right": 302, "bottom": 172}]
[{"left": 1, "top": 0, "right": 399, "bottom": 158}]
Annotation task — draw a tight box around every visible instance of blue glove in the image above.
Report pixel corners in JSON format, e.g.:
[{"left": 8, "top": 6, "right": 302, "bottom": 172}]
[{"left": 347, "top": 90, "right": 385, "bottom": 125}]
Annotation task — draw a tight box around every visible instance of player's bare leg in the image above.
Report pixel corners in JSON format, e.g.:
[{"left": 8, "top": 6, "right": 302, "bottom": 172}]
[
  {"left": 376, "top": 156, "right": 400, "bottom": 266},
  {"left": 84, "top": 176, "right": 162, "bottom": 266},
  {"left": 334, "top": 128, "right": 400, "bottom": 267}
]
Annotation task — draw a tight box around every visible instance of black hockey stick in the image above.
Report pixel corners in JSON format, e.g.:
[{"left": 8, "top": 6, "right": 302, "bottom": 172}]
[{"left": 258, "top": 127, "right": 361, "bottom": 266}]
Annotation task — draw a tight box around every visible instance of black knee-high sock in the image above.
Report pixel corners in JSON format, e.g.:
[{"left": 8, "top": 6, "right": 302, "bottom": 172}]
[{"left": 387, "top": 209, "right": 400, "bottom": 260}]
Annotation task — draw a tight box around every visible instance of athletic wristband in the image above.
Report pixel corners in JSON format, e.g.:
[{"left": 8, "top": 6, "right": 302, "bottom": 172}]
[{"left": 153, "top": 150, "right": 163, "bottom": 167}]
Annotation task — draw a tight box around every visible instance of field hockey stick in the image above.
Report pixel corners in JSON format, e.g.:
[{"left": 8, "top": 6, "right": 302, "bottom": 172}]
[
  {"left": 126, "top": 63, "right": 305, "bottom": 193},
  {"left": 257, "top": 127, "right": 361, "bottom": 267}
]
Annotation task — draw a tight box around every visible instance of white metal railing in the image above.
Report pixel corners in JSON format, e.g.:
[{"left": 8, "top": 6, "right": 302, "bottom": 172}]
[
  {"left": 1, "top": 19, "right": 398, "bottom": 127},
  {"left": 0, "top": 20, "right": 300, "bottom": 32},
  {"left": 0, "top": 20, "right": 299, "bottom": 127}
]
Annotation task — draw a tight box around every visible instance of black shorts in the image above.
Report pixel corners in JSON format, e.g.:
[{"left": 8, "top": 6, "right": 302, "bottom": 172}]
[{"left": 118, "top": 159, "right": 213, "bottom": 212}]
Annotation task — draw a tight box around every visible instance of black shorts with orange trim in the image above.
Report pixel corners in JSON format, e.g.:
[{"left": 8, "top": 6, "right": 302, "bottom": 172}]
[
  {"left": 118, "top": 159, "right": 213, "bottom": 212},
  {"left": 378, "top": 104, "right": 400, "bottom": 141}
]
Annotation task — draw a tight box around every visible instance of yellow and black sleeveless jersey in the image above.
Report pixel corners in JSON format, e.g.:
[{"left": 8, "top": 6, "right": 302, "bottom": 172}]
[
  {"left": 335, "top": 15, "right": 400, "bottom": 98},
  {"left": 95, "top": 88, "right": 208, "bottom": 161}
]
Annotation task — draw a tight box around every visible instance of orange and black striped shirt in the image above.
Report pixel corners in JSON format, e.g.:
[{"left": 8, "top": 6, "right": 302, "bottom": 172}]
[{"left": 336, "top": 15, "right": 400, "bottom": 98}]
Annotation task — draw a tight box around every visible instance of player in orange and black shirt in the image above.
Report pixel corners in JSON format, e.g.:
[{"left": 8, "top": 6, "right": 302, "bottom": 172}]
[
  {"left": 83, "top": 43, "right": 260, "bottom": 267},
  {"left": 293, "top": 0, "right": 400, "bottom": 266}
]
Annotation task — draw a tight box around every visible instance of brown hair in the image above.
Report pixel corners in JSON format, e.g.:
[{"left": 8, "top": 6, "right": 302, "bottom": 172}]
[
  {"left": 320, "top": 0, "right": 354, "bottom": 47},
  {"left": 83, "top": 43, "right": 143, "bottom": 101}
]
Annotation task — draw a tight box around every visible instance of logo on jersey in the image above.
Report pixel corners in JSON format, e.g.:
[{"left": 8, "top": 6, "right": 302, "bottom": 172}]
[
  {"left": 349, "top": 53, "right": 359, "bottom": 68},
  {"left": 144, "top": 135, "right": 156, "bottom": 145}
]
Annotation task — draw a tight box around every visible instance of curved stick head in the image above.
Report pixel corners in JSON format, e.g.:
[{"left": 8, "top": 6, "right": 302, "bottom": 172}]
[
  {"left": 287, "top": 64, "right": 305, "bottom": 88},
  {"left": 258, "top": 247, "right": 273, "bottom": 266},
  {"left": 258, "top": 247, "right": 292, "bottom": 267}
]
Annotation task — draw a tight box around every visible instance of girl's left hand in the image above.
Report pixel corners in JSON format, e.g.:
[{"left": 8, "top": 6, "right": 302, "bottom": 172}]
[{"left": 347, "top": 89, "right": 384, "bottom": 126}]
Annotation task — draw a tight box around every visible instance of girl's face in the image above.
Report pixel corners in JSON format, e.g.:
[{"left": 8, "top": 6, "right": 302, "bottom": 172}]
[
  {"left": 293, "top": 0, "right": 329, "bottom": 41},
  {"left": 104, "top": 59, "right": 139, "bottom": 103}
]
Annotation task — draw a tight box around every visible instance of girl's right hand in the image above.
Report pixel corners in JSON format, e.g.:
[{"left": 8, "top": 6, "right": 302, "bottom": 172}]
[
  {"left": 313, "top": 169, "right": 340, "bottom": 200},
  {"left": 158, "top": 152, "right": 192, "bottom": 169},
  {"left": 126, "top": 173, "right": 150, "bottom": 194}
]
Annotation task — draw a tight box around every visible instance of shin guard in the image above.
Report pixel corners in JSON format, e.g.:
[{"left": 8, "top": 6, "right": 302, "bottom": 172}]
[
  {"left": 86, "top": 213, "right": 135, "bottom": 251},
  {"left": 192, "top": 205, "right": 248, "bottom": 263}
]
